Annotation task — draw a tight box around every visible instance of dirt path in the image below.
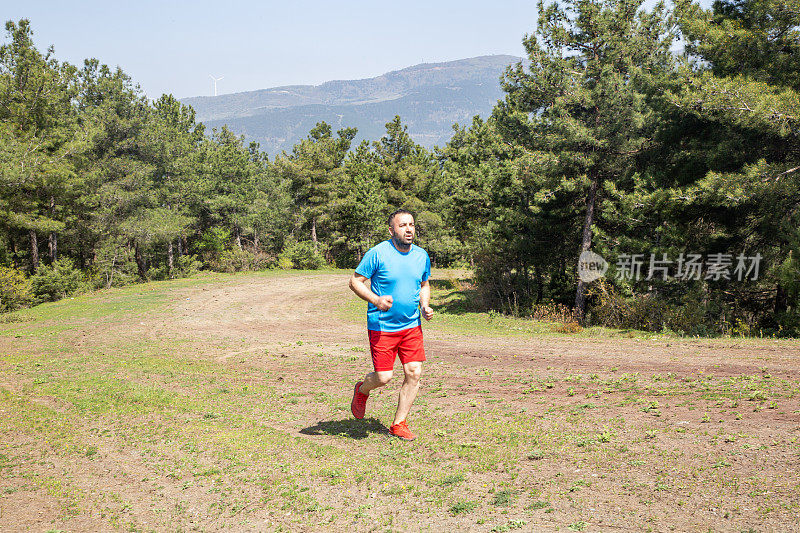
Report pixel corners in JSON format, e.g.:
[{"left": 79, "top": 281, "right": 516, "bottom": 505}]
[
  {"left": 170, "top": 272, "right": 800, "bottom": 378},
  {"left": 2, "top": 272, "right": 799, "bottom": 532},
  {"left": 166, "top": 273, "right": 800, "bottom": 530}
]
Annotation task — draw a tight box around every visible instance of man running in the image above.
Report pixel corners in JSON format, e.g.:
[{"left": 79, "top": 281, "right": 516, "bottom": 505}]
[{"left": 349, "top": 209, "right": 433, "bottom": 441}]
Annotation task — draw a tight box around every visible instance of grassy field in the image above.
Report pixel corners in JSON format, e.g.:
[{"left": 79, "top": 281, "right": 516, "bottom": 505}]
[{"left": 1, "top": 270, "right": 799, "bottom": 531}]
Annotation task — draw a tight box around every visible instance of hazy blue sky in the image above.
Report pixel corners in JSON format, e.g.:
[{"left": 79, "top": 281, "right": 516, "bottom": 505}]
[{"left": 4, "top": 0, "right": 713, "bottom": 100}]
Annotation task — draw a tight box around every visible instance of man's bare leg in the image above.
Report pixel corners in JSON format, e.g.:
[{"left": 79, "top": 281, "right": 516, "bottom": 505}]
[
  {"left": 392, "top": 361, "right": 422, "bottom": 426},
  {"left": 359, "top": 370, "right": 393, "bottom": 395}
]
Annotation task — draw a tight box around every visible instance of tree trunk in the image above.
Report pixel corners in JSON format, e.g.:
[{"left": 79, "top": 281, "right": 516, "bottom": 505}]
[
  {"left": 48, "top": 196, "right": 57, "bottom": 263},
  {"left": 176, "top": 235, "right": 183, "bottom": 257},
  {"left": 522, "top": 260, "right": 530, "bottom": 303},
  {"left": 107, "top": 250, "right": 117, "bottom": 289},
  {"left": 311, "top": 217, "right": 317, "bottom": 249},
  {"left": 235, "top": 227, "right": 242, "bottom": 250},
  {"left": 181, "top": 235, "right": 188, "bottom": 256},
  {"left": 49, "top": 232, "right": 58, "bottom": 263},
  {"left": 134, "top": 243, "right": 147, "bottom": 280},
  {"left": 775, "top": 284, "right": 788, "bottom": 314},
  {"left": 534, "top": 264, "right": 543, "bottom": 304},
  {"left": 167, "top": 241, "right": 174, "bottom": 279},
  {"left": 253, "top": 231, "right": 259, "bottom": 251},
  {"left": 29, "top": 229, "right": 39, "bottom": 273},
  {"left": 574, "top": 175, "right": 600, "bottom": 322},
  {"left": 10, "top": 233, "right": 18, "bottom": 269}
]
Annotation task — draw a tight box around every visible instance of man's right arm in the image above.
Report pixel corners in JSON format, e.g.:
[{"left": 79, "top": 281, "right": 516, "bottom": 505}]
[{"left": 349, "top": 273, "right": 393, "bottom": 311}]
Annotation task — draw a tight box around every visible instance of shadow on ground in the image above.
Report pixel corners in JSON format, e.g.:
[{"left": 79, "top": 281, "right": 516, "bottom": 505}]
[
  {"left": 299, "top": 417, "right": 386, "bottom": 440},
  {"left": 430, "top": 288, "right": 482, "bottom": 315}
]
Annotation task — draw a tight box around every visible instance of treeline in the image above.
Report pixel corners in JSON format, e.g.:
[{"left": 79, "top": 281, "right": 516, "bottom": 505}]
[
  {"left": 2, "top": 0, "right": 799, "bottom": 336},
  {"left": 0, "top": 19, "right": 458, "bottom": 302}
]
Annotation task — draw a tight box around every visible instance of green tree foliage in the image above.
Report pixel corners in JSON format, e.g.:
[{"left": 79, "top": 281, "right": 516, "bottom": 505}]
[
  {"left": 374, "top": 115, "right": 433, "bottom": 212},
  {"left": 75, "top": 58, "right": 151, "bottom": 283},
  {"left": 371, "top": 116, "right": 463, "bottom": 266},
  {"left": 492, "top": 0, "right": 676, "bottom": 318},
  {"left": 438, "top": 116, "right": 581, "bottom": 311},
  {"left": 678, "top": 0, "right": 800, "bottom": 89},
  {"left": 1, "top": 12, "right": 797, "bottom": 336},
  {"left": 194, "top": 127, "right": 251, "bottom": 258},
  {"left": 0, "top": 19, "right": 291, "bottom": 289},
  {"left": 0, "top": 265, "right": 32, "bottom": 311},
  {"left": 663, "top": 0, "right": 800, "bottom": 332},
  {"left": 29, "top": 257, "right": 85, "bottom": 303},
  {"left": 247, "top": 142, "right": 291, "bottom": 254},
  {"left": 273, "top": 122, "right": 356, "bottom": 252},
  {"left": 143, "top": 94, "right": 203, "bottom": 277},
  {"left": 330, "top": 141, "right": 388, "bottom": 266},
  {"left": 0, "top": 20, "right": 81, "bottom": 273}
]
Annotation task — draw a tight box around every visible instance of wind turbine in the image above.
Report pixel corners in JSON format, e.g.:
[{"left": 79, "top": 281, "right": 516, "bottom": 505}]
[{"left": 209, "top": 74, "right": 224, "bottom": 97}]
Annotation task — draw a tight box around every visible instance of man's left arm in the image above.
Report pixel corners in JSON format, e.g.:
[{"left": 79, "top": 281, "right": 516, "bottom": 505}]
[{"left": 420, "top": 280, "right": 433, "bottom": 321}]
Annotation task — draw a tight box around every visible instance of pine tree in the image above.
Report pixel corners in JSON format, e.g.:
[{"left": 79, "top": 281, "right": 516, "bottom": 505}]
[
  {"left": 273, "top": 122, "right": 356, "bottom": 250},
  {"left": 331, "top": 140, "right": 388, "bottom": 265},
  {"left": 199, "top": 126, "right": 261, "bottom": 251},
  {"left": 143, "top": 94, "right": 203, "bottom": 277},
  {"left": 373, "top": 115, "right": 433, "bottom": 212},
  {"left": 494, "top": 0, "right": 676, "bottom": 319},
  {"left": 667, "top": 0, "right": 800, "bottom": 330},
  {"left": 0, "top": 20, "right": 81, "bottom": 272}
]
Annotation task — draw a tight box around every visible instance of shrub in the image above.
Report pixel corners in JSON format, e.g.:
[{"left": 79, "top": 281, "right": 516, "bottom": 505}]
[
  {"left": 472, "top": 246, "right": 552, "bottom": 316},
  {"left": 218, "top": 248, "right": 251, "bottom": 273},
  {"left": 587, "top": 280, "right": 671, "bottom": 331},
  {"left": 553, "top": 321, "right": 583, "bottom": 334},
  {"left": 175, "top": 254, "right": 203, "bottom": 277},
  {"left": 662, "top": 294, "right": 708, "bottom": 335},
  {"left": 276, "top": 255, "right": 293, "bottom": 270},
  {"left": 87, "top": 239, "right": 139, "bottom": 289},
  {"left": 198, "top": 227, "right": 231, "bottom": 254},
  {"left": 588, "top": 280, "right": 722, "bottom": 335},
  {"left": 210, "top": 247, "right": 274, "bottom": 273},
  {"left": 0, "top": 266, "right": 33, "bottom": 312},
  {"left": 29, "top": 258, "right": 86, "bottom": 303},
  {"left": 278, "top": 241, "right": 326, "bottom": 270},
  {"left": 152, "top": 253, "right": 206, "bottom": 280},
  {"left": 532, "top": 301, "right": 579, "bottom": 323},
  {"left": 775, "top": 311, "right": 800, "bottom": 337},
  {"left": 147, "top": 264, "right": 169, "bottom": 280}
]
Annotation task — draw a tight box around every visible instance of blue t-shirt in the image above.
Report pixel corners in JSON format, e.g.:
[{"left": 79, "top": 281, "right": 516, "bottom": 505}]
[{"left": 355, "top": 240, "right": 431, "bottom": 332}]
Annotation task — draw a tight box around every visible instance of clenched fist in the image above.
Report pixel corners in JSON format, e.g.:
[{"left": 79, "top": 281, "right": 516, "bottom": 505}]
[{"left": 376, "top": 295, "right": 393, "bottom": 311}]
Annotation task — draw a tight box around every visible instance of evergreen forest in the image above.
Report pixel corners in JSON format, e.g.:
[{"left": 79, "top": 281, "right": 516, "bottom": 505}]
[{"left": 2, "top": 0, "right": 799, "bottom": 336}]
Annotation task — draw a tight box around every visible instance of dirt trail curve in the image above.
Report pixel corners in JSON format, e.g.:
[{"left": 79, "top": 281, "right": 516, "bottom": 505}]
[
  {"left": 3, "top": 271, "right": 800, "bottom": 532},
  {"left": 165, "top": 272, "right": 800, "bottom": 379}
]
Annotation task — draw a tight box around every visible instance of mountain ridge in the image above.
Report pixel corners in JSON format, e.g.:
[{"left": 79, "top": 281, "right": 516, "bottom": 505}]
[{"left": 180, "top": 54, "right": 523, "bottom": 155}]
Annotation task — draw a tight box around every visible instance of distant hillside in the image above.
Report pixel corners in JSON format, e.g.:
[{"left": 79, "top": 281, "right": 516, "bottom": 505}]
[{"left": 180, "top": 55, "right": 522, "bottom": 155}]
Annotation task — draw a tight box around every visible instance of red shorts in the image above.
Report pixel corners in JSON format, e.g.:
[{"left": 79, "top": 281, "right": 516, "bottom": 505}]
[{"left": 368, "top": 326, "right": 426, "bottom": 371}]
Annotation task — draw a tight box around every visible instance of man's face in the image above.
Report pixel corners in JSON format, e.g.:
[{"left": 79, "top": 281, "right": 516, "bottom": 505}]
[{"left": 389, "top": 213, "right": 415, "bottom": 245}]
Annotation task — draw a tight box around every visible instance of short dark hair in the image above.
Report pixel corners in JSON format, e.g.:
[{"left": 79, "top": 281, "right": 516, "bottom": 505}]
[{"left": 388, "top": 208, "right": 414, "bottom": 225}]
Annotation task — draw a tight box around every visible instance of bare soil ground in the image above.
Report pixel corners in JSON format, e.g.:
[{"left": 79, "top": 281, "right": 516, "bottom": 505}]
[{"left": 1, "top": 271, "right": 799, "bottom": 532}]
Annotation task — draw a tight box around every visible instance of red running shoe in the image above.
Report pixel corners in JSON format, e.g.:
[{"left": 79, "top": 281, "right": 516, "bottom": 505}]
[
  {"left": 351, "top": 381, "right": 368, "bottom": 419},
  {"left": 389, "top": 420, "right": 416, "bottom": 441}
]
